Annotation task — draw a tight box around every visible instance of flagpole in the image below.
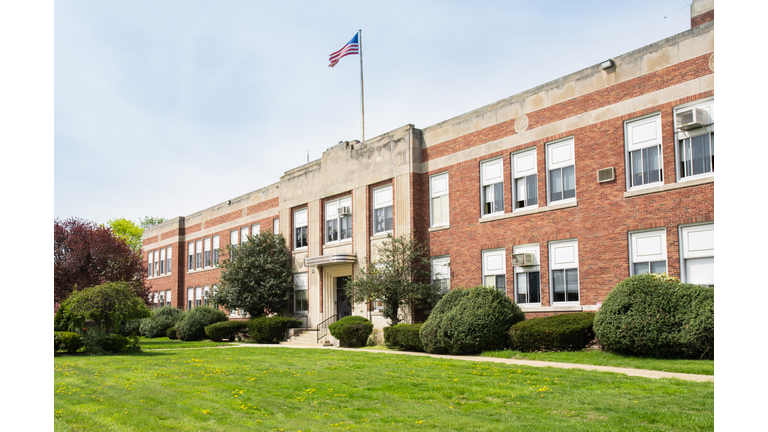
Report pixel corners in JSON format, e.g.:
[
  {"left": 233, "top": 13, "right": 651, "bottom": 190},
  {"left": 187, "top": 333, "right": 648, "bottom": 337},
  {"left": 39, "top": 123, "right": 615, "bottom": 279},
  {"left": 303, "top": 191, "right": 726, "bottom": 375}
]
[{"left": 359, "top": 29, "right": 365, "bottom": 143}]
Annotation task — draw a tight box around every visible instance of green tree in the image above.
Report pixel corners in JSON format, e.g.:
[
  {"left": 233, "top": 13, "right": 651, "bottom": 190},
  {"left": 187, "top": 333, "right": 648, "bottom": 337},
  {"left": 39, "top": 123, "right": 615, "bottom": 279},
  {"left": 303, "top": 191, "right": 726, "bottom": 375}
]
[
  {"left": 107, "top": 218, "right": 144, "bottom": 254},
  {"left": 214, "top": 231, "right": 294, "bottom": 318},
  {"left": 56, "top": 281, "right": 151, "bottom": 334},
  {"left": 344, "top": 233, "right": 439, "bottom": 325},
  {"left": 139, "top": 216, "right": 167, "bottom": 229}
]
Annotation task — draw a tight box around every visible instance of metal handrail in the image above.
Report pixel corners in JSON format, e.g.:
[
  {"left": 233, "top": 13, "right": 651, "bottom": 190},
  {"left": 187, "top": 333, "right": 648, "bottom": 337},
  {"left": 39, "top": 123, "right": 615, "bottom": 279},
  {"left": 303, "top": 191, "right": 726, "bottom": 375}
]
[
  {"left": 293, "top": 314, "right": 309, "bottom": 330},
  {"left": 316, "top": 314, "right": 338, "bottom": 343}
]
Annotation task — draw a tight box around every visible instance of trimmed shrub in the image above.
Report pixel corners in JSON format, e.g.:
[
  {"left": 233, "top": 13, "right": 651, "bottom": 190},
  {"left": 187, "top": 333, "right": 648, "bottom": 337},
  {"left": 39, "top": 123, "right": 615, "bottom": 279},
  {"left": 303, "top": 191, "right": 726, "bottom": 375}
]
[
  {"left": 120, "top": 318, "right": 144, "bottom": 337},
  {"left": 593, "top": 274, "right": 714, "bottom": 359},
  {"left": 176, "top": 306, "right": 229, "bottom": 341},
  {"left": 247, "top": 316, "right": 302, "bottom": 344},
  {"left": 57, "top": 331, "right": 83, "bottom": 353},
  {"left": 140, "top": 306, "right": 184, "bottom": 338},
  {"left": 166, "top": 326, "right": 177, "bottom": 340},
  {"left": 105, "top": 334, "right": 131, "bottom": 353},
  {"left": 383, "top": 324, "right": 424, "bottom": 351},
  {"left": 420, "top": 286, "right": 525, "bottom": 355},
  {"left": 329, "top": 316, "right": 373, "bottom": 348},
  {"left": 510, "top": 312, "right": 596, "bottom": 352},
  {"left": 206, "top": 321, "right": 249, "bottom": 342},
  {"left": 54, "top": 332, "right": 62, "bottom": 352},
  {"left": 81, "top": 328, "right": 110, "bottom": 355}
]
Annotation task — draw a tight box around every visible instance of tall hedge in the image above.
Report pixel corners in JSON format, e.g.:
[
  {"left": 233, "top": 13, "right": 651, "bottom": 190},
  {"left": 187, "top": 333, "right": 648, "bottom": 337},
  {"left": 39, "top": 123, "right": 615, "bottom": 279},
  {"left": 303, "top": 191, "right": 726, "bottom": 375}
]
[
  {"left": 593, "top": 274, "right": 714, "bottom": 359},
  {"left": 247, "top": 316, "right": 302, "bottom": 344},
  {"left": 420, "top": 286, "right": 525, "bottom": 355},
  {"left": 510, "top": 312, "right": 595, "bottom": 352},
  {"left": 176, "top": 306, "right": 228, "bottom": 341},
  {"left": 383, "top": 323, "right": 423, "bottom": 351}
]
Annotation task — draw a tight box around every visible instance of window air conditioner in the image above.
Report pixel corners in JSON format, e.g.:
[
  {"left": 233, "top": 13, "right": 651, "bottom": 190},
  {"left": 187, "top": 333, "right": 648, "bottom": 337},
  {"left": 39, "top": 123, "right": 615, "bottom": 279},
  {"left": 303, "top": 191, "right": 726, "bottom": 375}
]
[
  {"left": 597, "top": 167, "right": 614, "bottom": 183},
  {"left": 511, "top": 253, "right": 535, "bottom": 267},
  {"left": 676, "top": 108, "right": 709, "bottom": 131},
  {"left": 338, "top": 206, "right": 352, "bottom": 216}
]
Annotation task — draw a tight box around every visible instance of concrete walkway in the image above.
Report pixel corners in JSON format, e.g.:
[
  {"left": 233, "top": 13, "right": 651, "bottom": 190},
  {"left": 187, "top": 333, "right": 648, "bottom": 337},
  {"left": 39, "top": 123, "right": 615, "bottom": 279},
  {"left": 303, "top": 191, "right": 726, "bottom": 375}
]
[{"left": 230, "top": 343, "right": 714, "bottom": 383}]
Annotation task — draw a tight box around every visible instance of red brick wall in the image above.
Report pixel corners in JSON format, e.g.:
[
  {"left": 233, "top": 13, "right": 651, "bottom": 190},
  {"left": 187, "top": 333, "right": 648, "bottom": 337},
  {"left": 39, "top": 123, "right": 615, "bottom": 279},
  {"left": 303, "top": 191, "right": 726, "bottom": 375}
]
[{"left": 691, "top": 10, "right": 714, "bottom": 28}]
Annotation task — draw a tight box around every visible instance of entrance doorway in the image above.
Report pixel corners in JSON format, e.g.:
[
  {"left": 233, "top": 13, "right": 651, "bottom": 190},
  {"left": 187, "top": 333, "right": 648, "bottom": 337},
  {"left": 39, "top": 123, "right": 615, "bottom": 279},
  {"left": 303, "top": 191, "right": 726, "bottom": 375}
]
[{"left": 336, "top": 276, "right": 352, "bottom": 318}]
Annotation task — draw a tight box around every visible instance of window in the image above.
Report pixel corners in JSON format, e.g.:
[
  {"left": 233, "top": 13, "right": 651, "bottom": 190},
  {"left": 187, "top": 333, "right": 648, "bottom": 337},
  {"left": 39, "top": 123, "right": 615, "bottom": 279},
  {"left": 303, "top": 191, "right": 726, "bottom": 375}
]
[
  {"left": 203, "top": 286, "right": 211, "bottom": 307},
  {"left": 187, "top": 287, "right": 193, "bottom": 310},
  {"left": 212, "top": 235, "right": 220, "bottom": 265},
  {"left": 431, "top": 256, "right": 450, "bottom": 294},
  {"left": 481, "top": 158, "right": 504, "bottom": 216},
  {"left": 158, "top": 291, "right": 164, "bottom": 308},
  {"left": 547, "top": 138, "right": 576, "bottom": 203},
  {"left": 147, "top": 252, "right": 153, "bottom": 277},
  {"left": 159, "top": 248, "right": 165, "bottom": 275},
  {"left": 294, "top": 208, "right": 308, "bottom": 249},
  {"left": 273, "top": 217, "right": 280, "bottom": 234},
  {"left": 630, "top": 229, "right": 667, "bottom": 276},
  {"left": 188, "top": 242, "right": 194, "bottom": 271},
  {"left": 204, "top": 237, "right": 211, "bottom": 267},
  {"left": 165, "top": 289, "right": 172, "bottom": 308},
  {"left": 211, "top": 285, "right": 219, "bottom": 308},
  {"left": 680, "top": 223, "right": 714, "bottom": 287},
  {"left": 482, "top": 249, "right": 506, "bottom": 293},
  {"left": 373, "top": 185, "right": 393, "bottom": 234},
  {"left": 153, "top": 292, "right": 159, "bottom": 309},
  {"left": 513, "top": 244, "right": 540, "bottom": 305},
  {"left": 166, "top": 246, "right": 172, "bottom": 274},
  {"left": 675, "top": 99, "right": 714, "bottom": 181},
  {"left": 430, "top": 173, "right": 449, "bottom": 227},
  {"left": 241, "top": 226, "right": 249, "bottom": 244},
  {"left": 195, "top": 240, "right": 202, "bottom": 269},
  {"left": 625, "top": 115, "right": 663, "bottom": 189},
  {"left": 326, "top": 197, "right": 352, "bottom": 243},
  {"left": 195, "top": 287, "right": 202, "bottom": 307},
  {"left": 154, "top": 251, "right": 159, "bottom": 276},
  {"left": 251, "top": 224, "right": 260, "bottom": 236},
  {"left": 294, "top": 273, "right": 308, "bottom": 313},
  {"left": 513, "top": 150, "right": 537, "bottom": 210},
  {"left": 550, "top": 239, "right": 579, "bottom": 303}
]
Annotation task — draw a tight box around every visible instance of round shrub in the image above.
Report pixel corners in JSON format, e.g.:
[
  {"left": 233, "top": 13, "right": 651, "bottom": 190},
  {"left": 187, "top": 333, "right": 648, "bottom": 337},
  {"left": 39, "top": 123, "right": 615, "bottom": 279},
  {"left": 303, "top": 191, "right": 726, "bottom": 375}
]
[
  {"left": 384, "top": 323, "right": 424, "bottom": 351},
  {"left": 120, "top": 318, "right": 144, "bottom": 337},
  {"left": 57, "top": 331, "right": 83, "bottom": 353},
  {"left": 166, "top": 326, "right": 177, "bottom": 340},
  {"left": 206, "top": 321, "right": 249, "bottom": 342},
  {"left": 140, "top": 306, "right": 184, "bottom": 338},
  {"left": 329, "top": 316, "right": 373, "bottom": 348},
  {"left": 420, "top": 286, "right": 525, "bottom": 355},
  {"left": 54, "top": 332, "right": 61, "bottom": 352},
  {"left": 176, "top": 306, "right": 229, "bottom": 341},
  {"left": 105, "top": 334, "right": 131, "bottom": 353},
  {"left": 510, "top": 312, "right": 595, "bottom": 352},
  {"left": 593, "top": 274, "right": 714, "bottom": 359},
  {"left": 247, "top": 316, "right": 302, "bottom": 343}
]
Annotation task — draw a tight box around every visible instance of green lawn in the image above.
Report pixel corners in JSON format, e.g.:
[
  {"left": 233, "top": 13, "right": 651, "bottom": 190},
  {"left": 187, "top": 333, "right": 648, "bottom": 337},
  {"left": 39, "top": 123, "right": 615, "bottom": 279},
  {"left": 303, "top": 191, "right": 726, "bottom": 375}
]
[
  {"left": 136, "top": 337, "right": 235, "bottom": 350},
  {"left": 479, "top": 349, "right": 714, "bottom": 376},
  {"left": 54, "top": 346, "right": 713, "bottom": 431}
]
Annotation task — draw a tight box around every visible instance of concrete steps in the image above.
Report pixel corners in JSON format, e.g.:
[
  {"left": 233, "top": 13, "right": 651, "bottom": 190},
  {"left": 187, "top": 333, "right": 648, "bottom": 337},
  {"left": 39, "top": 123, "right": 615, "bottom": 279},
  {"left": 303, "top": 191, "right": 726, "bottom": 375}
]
[{"left": 281, "top": 329, "right": 334, "bottom": 347}]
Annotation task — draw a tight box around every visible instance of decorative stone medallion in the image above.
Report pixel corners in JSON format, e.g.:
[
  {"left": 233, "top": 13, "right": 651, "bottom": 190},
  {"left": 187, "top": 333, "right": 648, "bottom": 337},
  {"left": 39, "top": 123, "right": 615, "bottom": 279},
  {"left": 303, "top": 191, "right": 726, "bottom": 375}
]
[
  {"left": 708, "top": 53, "right": 714, "bottom": 72},
  {"left": 514, "top": 114, "right": 529, "bottom": 133},
  {"left": 201, "top": 221, "right": 205, "bottom": 229},
  {"left": 242, "top": 208, "right": 247, "bottom": 217}
]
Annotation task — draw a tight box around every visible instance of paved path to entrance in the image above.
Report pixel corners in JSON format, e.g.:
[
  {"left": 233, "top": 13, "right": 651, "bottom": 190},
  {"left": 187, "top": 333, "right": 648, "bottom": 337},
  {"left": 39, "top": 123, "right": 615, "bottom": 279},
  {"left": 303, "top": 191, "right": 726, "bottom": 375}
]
[{"left": 230, "top": 343, "right": 714, "bottom": 383}]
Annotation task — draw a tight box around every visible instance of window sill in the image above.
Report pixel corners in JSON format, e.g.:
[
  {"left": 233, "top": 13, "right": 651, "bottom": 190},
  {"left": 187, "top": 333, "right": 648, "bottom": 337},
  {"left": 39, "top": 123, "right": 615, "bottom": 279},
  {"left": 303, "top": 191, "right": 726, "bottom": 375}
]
[
  {"left": 478, "top": 201, "right": 578, "bottom": 223},
  {"left": 624, "top": 176, "right": 713, "bottom": 198},
  {"left": 293, "top": 248, "right": 308, "bottom": 254},
  {"left": 186, "top": 267, "right": 219, "bottom": 275},
  {"left": 148, "top": 274, "right": 172, "bottom": 280},
  {"left": 428, "top": 224, "right": 450, "bottom": 232},
  {"left": 371, "top": 232, "right": 393, "bottom": 241},
  {"left": 520, "top": 304, "right": 584, "bottom": 313},
  {"left": 325, "top": 238, "right": 353, "bottom": 247}
]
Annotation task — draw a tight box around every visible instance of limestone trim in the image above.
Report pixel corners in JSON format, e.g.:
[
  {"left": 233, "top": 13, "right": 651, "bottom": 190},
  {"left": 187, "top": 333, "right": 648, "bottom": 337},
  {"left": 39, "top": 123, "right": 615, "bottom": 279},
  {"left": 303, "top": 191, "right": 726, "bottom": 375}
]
[
  {"left": 623, "top": 176, "right": 714, "bottom": 199},
  {"left": 477, "top": 201, "right": 578, "bottom": 224}
]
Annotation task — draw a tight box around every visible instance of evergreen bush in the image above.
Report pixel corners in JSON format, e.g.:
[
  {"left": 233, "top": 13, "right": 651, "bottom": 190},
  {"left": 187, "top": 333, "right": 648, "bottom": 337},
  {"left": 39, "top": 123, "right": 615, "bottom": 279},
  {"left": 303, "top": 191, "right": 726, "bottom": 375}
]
[
  {"left": 166, "top": 326, "right": 177, "bottom": 340},
  {"left": 205, "top": 321, "right": 249, "bottom": 342},
  {"left": 57, "top": 331, "right": 83, "bottom": 353},
  {"left": 140, "top": 306, "right": 183, "bottom": 338},
  {"left": 175, "top": 306, "right": 229, "bottom": 341},
  {"left": 247, "top": 316, "right": 302, "bottom": 343},
  {"left": 593, "top": 274, "right": 714, "bottom": 359},
  {"left": 329, "top": 316, "right": 373, "bottom": 348},
  {"left": 509, "top": 312, "right": 595, "bottom": 352},
  {"left": 420, "top": 286, "right": 525, "bottom": 355},
  {"left": 383, "top": 323, "right": 424, "bottom": 351},
  {"left": 120, "top": 318, "right": 143, "bottom": 337}
]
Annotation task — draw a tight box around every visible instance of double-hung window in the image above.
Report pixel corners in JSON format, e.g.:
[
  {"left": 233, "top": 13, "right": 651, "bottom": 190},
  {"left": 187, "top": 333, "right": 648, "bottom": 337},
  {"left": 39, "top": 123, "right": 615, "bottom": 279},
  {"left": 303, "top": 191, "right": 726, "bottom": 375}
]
[
  {"left": 187, "top": 287, "right": 193, "bottom": 310},
  {"left": 273, "top": 218, "right": 280, "bottom": 234},
  {"left": 294, "top": 208, "right": 308, "bottom": 249},
  {"left": 251, "top": 224, "right": 260, "bottom": 236},
  {"left": 212, "top": 235, "right": 220, "bottom": 265},
  {"left": 154, "top": 250, "right": 159, "bottom": 276},
  {"left": 159, "top": 248, "right": 165, "bottom": 274},
  {"left": 431, "top": 256, "right": 450, "bottom": 295},
  {"left": 188, "top": 243, "right": 194, "bottom": 271},
  {"left": 680, "top": 223, "right": 714, "bottom": 287},
  {"left": 373, "top": 185, "right": 393, "bottom": 234},
  {"left": 166, "top": 246, "right": 171, "bottom": 274},
  {"left": 481, "top": 158, "right": 504, "bottom": 216},
  {"left": 148, "top": 252, "right": 154, "bottom": 277},
  {"left": 326, "top": 197, "right": 352, "bottom": 243},
  {"left": 550, "top": 239, "right": 579, "bottom": 303},
  {"left": 630, "top": 229, "right": 667, "bottom": 276},
  {"left": 203, "top": 286, "right": 211, "bottom": 307},
  {"left": 195, "top": 287, "right": 202, "bottom": 307},
  {"left": 675, "top": 99, "right": 714, "bottom": 181},
  {"left": 547, "top": 138, "right": 576, "bottom": 203},
  {"left": 513, "top": 244, "right": 540, "bottom": 305},
  {"left": 482, "top": 248, "right": 506, "bottom": 293},
  {"left": 430, "top": 173, "right": 449, "bottom": 227},
  {"left": 625, "top": 115, "right": 663, "bottom": 189},
  {"left": 204, "top": 237, "right": 211, "bottom": 267},
  {"left": 165, "top": 289, "right": 171, "bottom": 308},
  {"left": 294, "top": 273, "right": 308, "bottom": 313},
  {"left": 230, "top": 229, "right": 239, "bottom": 258},
  {"left": 195, "top": 240, "right": 202, "bottom": 269},
  {"left": 241, "top": 226, "right": 249, "bottom": 244},
  {"left": 513, "top": 149, "right": 538, "bottom": 210}
]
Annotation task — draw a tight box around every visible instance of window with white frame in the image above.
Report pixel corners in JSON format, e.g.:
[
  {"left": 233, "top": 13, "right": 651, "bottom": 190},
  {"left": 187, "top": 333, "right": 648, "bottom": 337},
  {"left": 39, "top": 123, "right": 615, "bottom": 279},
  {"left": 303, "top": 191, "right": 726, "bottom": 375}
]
[
  {"left": 294, "top": 273, "right": 308, "bottom": 313},
  {"left": 212, "top": 235, "right": 220, "bottom": 265},
  {"left": 187, "top": 287, "right": 193, "bottom": 310},
  {"left": 481, "top": 158, "right": 504, "bottom": 216},
  {"left": 430, "top": 173, "right": 449, "bottom": 227},
  {"left": 211, "top": 284, "right": 219, "bottom": 308},
  {"left": 547, "top": 138, "right": 576, "bottom": 203},
  {"left": 158, "top": 291, "right": 164, "bottom": 308},
  {"left": 326, "top": 197, "right": 352, "bottom": 243},
  {"left": 625, "top": 115, "right": 663, "bottom": 189},
  {"left": 153, "top": 292, "right": 159, "bottom": 309},
  {"left": 154, "top": 250, "right": 159, "bottom": 276},
  {"left": 195, "top": 287, "right": 202, "bottom": 307},
  {"left": 195, "top": 240, "right": 202, "bottom": 269},
  {"left": 431, "top": 256, "right": 450, "bottom": 294},
  {"left": 680, "top": 223, "right": 714, "bottom": 287},
  {"left": 513, "top": 150, "right": 538, "bottom": 210},
  {"left": 373, "top": 185, "right": 393, "bottom": 234},
  {"left": 241, "top": 226, "right": 249, "bottom": 244},
  {"left": 203, "top": 286, "right": 211, "bottom": 307},
  {"left": 675, "top": 99, "right": 714, "bottom": 181},
  {"left": 188, "top": 242, "right": 194, "bottom": 271},
  {"left": 513, "top": 244, "right": 540, "bottom": 305},
  {"left": 165, "top": 289, "right": 171, "bottom": 308},
  {"left": 550, "top": 239, "right": 579, "bottom": 303},
  {"left": 204, "top": 237, "right": 211, "bottom": 267},
  {"left": 251, "top": 224, "right": 260, "bottom": 236},
  {"left": 294, "top": 208, "right": 308, "bottom": 249},
  {"left": 482, "top": 248, "right": 506, "bottom": 293},
  {"left": 630, "top": 229, "right": 667, "bottom": 275},
  {"left": 166, "top": 246, "right": 172, "bottom": 274},
  {"left": 147, "top": 252, "right": 153, "bottom": 277},
  {"left": 273, "top": 217, "right": 280, "bottom": 234},
  {"left": 159, "top": 248, "right": 165, "bottom": 274}
]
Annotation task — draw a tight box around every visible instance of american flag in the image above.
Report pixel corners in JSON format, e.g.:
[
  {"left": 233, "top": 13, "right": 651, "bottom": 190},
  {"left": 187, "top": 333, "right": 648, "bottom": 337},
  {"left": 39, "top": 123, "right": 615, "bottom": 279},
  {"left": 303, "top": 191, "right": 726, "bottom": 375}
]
[{"left": 328, "top": 33, "right": 359, "bottom": 67}]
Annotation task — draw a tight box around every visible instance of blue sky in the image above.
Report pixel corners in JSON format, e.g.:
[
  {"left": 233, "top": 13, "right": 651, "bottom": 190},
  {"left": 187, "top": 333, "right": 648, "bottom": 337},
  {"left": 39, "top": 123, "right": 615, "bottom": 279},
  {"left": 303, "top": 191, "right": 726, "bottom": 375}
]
[{"left": 53, "top": 0, "right": 697, "bottom": 224}]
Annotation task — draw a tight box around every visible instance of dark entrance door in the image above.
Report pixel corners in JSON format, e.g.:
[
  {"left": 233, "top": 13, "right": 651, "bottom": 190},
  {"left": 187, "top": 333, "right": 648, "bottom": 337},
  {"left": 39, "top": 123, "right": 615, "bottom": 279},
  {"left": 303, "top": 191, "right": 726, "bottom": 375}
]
[{"left": 336, "top": 276, "right": 352, "bottom": 318}]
